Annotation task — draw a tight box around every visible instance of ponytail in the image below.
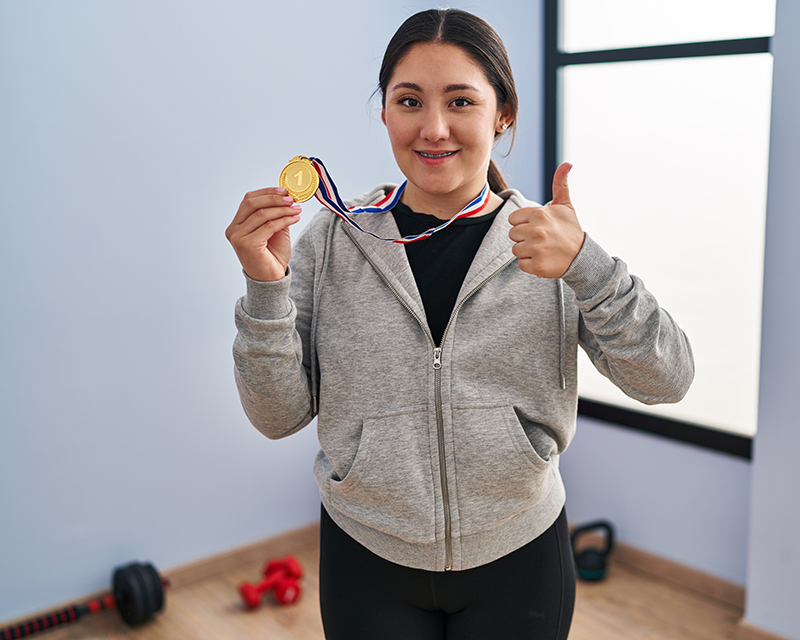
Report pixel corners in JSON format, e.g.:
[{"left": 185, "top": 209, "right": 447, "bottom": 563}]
[{"left": 488, "top": 158, "right": 508, "bottom": 193}]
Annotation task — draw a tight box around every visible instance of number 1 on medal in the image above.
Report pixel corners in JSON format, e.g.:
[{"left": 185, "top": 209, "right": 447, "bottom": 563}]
[{"left": 278, "top": 156, "right": 319, "bottom": 203}]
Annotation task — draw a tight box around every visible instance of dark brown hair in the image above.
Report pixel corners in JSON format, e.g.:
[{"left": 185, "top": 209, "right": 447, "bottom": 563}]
[{"left": 378, "top": 8, "right": 518, "bottom": 192}]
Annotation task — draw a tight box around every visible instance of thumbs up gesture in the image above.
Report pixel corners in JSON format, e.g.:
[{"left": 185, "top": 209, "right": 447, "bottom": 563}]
[{"left": 508, "top": 162, "right": 585, "bottom": 278}]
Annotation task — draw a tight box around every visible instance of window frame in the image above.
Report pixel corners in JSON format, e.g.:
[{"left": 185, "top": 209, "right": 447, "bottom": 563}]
[{"left": 544, "top": 0, "right": 771, "bottom": 460}]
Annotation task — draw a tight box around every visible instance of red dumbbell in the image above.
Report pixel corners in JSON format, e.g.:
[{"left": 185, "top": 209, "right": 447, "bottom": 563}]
[{"left": 239, "top": 556, "right": 303, "bottom": 609}]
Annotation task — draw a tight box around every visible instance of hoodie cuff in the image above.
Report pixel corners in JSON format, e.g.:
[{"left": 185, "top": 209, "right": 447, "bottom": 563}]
[
  {"left": 560, "top": 234, "right": 619, "bottom": 301},
  {"left": 241, "top": 269, "right": 293, "bottom": 320}
]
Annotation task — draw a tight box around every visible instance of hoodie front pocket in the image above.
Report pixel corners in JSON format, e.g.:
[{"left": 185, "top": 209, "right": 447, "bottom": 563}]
[
  {"left": 327, "top": 406, "right": 436, "bottom": 545},
  {"left": 451, "top": 402, "right": 555, "bottom": 537}
]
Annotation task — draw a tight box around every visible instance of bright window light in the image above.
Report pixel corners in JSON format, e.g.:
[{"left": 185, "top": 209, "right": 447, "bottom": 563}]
[
  {"left": 561, "top": 53, "right": 773, "bottom": 437},
  {"left": 561, "top": 0, "right": 776, "bottom": 52}
]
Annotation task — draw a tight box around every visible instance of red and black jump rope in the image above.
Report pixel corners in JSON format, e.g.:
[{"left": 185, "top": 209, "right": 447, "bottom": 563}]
[
  {"left": 0, "top": 562, "right": 166, "bottom": 639},
  {"left": 0, "top": 594, "right": 118, "bottom": 640}
]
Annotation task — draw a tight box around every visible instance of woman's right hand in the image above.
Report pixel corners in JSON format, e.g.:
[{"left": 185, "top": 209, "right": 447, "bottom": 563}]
[{"left": 225, "top": 187, "right": 303, "bottom": 282}]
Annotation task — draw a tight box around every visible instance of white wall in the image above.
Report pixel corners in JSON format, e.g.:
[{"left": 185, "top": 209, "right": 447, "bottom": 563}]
[
  {"left": 0, "top": 0, "right": 543, "bottom": 622},
  {"left": 743, "top": 0, "right": 800, "bottom": 637},
  {"left": 561, "top": 418, "right": 751, "bottom": 585}
]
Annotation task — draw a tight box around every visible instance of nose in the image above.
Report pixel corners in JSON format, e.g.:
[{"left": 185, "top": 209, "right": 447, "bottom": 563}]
[{"left": 420, "top": 106, "right": 449, "bottom": 142}]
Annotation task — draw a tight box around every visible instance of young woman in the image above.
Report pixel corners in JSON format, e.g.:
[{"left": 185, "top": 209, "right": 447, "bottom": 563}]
[{"left": 226, "top": 8, "right": 694, "bottom": 640}]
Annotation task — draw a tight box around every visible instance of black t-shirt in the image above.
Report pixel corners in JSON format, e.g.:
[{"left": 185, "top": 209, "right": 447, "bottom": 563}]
[{"left": 391, "top": 199, "right": 505, "bottom": 346}]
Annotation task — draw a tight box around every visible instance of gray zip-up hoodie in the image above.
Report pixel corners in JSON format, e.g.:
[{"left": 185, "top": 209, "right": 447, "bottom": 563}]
[{"left": 233, "top": 185, "right": 694, "bottom": 572}]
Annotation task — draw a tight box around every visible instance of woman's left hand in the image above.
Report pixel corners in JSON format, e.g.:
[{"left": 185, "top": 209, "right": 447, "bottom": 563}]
[{"left": 508, "top": 162, "right": 585, "bottom": 278}]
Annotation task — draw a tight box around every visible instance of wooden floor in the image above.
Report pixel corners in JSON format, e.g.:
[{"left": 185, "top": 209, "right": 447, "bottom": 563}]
[{"left": 7, "top": 535, "right": 745, "bottom": 640}]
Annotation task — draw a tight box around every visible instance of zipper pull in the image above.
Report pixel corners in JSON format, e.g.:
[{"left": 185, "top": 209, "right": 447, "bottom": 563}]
[{"left": 433, "top": 348, "right": 442, "bottom": 370}]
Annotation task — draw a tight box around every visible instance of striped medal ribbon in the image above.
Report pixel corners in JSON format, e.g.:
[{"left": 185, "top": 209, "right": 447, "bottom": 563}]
[{"left": 309, "top": 157, "right": 491, "bottom": 244}]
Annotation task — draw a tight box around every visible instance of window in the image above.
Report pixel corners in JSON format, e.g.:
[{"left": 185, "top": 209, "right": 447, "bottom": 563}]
[
  {"left": 561, "top": 0, "right": 776, "bottom": 51},
  {"left": 545, "top": 0, "right": 776, "bottom": 458}
]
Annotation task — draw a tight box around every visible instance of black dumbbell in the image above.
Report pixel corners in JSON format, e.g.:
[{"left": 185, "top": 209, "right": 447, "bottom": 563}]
[
  {"left": 0, "top": 561, "right": 166, "bottom": 639},
  {"left": 113, "top": 562, "right": 166, "bottom": 625}
]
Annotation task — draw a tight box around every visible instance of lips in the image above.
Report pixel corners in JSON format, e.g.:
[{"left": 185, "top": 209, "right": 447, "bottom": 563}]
[
  {"left": 417, "top": 150, "right": 457, "bottom": 159},
  {"left": 415, "top": 150, "right": 460, "bottom": 168}
]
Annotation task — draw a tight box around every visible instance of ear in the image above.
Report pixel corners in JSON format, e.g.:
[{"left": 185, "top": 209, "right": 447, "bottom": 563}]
[
  {"left": 496, "top": 103, "right": 513, "bottom": 132},
  {"left": 381, "top": 108, "right": 387, "bottom": 126}
]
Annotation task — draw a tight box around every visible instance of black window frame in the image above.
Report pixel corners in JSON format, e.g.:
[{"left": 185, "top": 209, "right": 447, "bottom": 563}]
[{"left": 544, "top": 0, "right": 771, "bottom": 460}]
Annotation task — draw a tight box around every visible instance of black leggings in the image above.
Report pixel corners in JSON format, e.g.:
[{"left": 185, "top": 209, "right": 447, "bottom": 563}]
[{"left": 319, "top": 506, "right": 575, "bottom": 640}]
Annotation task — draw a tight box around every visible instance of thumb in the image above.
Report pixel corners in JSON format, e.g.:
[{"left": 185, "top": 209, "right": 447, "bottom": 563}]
[{"left": 551, "top": 162, "right": 573, "bottom": 207}]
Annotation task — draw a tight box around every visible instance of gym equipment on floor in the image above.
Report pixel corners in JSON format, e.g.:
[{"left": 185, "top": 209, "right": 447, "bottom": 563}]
[{"left": 0, "top": 561, "right": 166, "bottom": 639}]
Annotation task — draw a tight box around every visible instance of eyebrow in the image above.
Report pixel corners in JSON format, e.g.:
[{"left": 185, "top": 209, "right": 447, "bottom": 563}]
[{"left": 389, "top": 82, "right": 482, "bottom": 94}]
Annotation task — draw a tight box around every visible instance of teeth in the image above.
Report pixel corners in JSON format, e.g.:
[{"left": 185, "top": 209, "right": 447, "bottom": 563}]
[{"left": 419, "top": 151, "right": 456, "bottom": 158}]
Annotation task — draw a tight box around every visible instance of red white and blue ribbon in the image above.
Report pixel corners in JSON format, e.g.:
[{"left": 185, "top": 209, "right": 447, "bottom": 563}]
[{"left": 309, "top": 157, "right": 491, "bottom": 244}]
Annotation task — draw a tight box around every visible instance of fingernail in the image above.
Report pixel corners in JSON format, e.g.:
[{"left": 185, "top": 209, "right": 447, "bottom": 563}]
[
  {"left": 276, "top": 187, "right": 287, "bottom": 194},
  {"left": 283, "top": 196, "right": 295, "bottom": 203},
  {"left": 291, "top": 204, "right": 302, "bottom": 211}
]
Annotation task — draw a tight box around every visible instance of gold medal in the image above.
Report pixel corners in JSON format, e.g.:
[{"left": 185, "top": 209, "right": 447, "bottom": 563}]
[{"left": 279, "top": 156, "right": 319, "bottom": 202}]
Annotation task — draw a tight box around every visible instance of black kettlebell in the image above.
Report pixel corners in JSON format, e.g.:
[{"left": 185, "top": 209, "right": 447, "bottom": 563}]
[{"left": 570, "top": 520, "right": 614, "bottom": 581}]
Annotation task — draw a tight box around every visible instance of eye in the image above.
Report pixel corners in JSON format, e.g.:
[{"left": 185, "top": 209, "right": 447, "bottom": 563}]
[
  {"left": 398, "top": 96, "right": 421, "bottom": 108},
  {"left": 451, "top": 97, "right": 473, "bottom": 108}
]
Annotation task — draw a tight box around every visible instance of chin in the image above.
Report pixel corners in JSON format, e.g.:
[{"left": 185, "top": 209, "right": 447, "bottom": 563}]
[{"left": 408, "top": 172, "right": 466, "bottom": 194}]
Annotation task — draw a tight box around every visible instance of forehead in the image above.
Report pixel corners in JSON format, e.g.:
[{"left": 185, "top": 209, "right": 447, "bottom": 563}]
[{"left": 389, "top": 42, "right": 490, "bottom": 91}]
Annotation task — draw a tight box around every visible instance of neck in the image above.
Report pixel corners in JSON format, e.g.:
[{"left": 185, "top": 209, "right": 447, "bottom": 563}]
[{"left": 400, "top": 183, "right": 500, "bottom": 220}]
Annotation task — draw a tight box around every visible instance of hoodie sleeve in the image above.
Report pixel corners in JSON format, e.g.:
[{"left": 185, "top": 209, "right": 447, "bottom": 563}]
[
  {"left": 231, "top": 214, "right": 323, "bottom": 439},
  {"left": 230, "top": 185, "right": 397, "bottom": 439},
  {"left": 561, "top": 234, "right": 695, "bottom": 405}
]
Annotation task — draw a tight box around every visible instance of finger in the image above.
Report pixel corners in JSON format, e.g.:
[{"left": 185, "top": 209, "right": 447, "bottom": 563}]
[
  {"left": 231, "top": 199, "right": 300, "bottom": 234},
  {"left": 229, "top": 203, "right": 301, "bottom": 241},
  {"left": 507, "top": 206, "right": 541, "bottom": 227},
  {"left": 510, "top": 240, "right": 529, "bottom": 260},
  {"left": 229, "top": 215, "right": 300, "bottom": 278},
  {"left": 507, "top": 208, "right": 527, "bottom": 227},
  {"left": 508, "top": 226, "right": 523, "bottom": 243},
  {"left": 508, "top": 224, "right": 531, "bottom": 243},
  {"left": 516, "top": 256, "right": 537, "bottom": 276},
  {"left": 241, "top": 186, "right": 290, "bottom": 204},
  {"left": 240, "top": 210, "right": 302, "bottom": 245},
  {"left": 231, "top": 188, "right": 293, "bottom": 226},
  {"left": 246, "top": 186, "right": 288, "bottom": 198},
  {"left": 551, "top": 162, "right": 573, "bottom": 207}
]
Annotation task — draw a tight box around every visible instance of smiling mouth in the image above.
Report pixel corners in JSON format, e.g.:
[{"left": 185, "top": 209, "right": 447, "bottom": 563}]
[{"left": 417, "top": 151, "right": 458, "bottom": 159}]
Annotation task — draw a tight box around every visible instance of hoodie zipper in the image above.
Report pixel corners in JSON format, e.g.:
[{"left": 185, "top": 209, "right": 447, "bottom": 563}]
[
  {"left": 431, "top": 345, "right": 451, "bottom": 569},
  {"left": 432, "top": 257, "right": 516, "bottom": 570},
  {"left": 342, "top": 222, "right": 515, "bottom": 571}
]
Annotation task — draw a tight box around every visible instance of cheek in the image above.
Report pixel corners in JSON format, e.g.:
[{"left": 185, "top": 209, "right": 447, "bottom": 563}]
[
  {"left": 385, "top": 118, "right": 415, "bottom": 148},
  {"left": 454, "top": 112, "right": 497, "bottom": 144},
  {"left": 461, "top": 120, "right": 496, "bottom": 152}
]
